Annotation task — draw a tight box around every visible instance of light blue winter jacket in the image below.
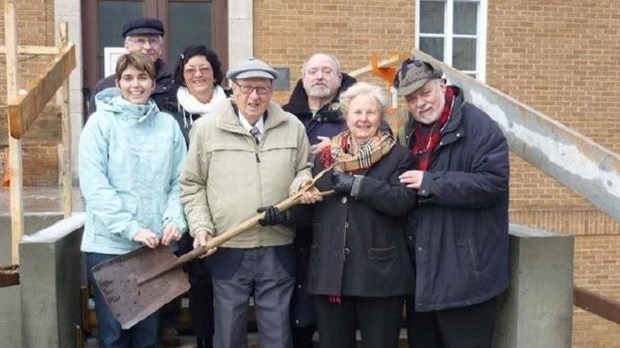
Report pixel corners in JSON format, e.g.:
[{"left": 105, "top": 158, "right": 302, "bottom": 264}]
[{"left": 79, "top": 88, "right": 187, "bottom": 255}]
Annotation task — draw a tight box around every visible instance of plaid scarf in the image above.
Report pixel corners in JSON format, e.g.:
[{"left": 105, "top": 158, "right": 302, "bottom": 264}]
[
  {"left": 320, "top": 130, "right": 396, "bottom": 173},
  {"left": 411, "top": 86, "right": 455, "bottom": 170}
]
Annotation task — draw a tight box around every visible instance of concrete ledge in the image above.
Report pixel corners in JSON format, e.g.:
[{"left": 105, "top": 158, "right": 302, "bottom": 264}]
[
  {"left": 19, "top": 214, "right": 85, "bottom": 348},
  {"left": 494, "top": 224, "right": 574, "bottom": 348}
]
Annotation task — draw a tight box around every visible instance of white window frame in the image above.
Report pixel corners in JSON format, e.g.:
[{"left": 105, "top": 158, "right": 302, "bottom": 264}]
[{"left": 415, "top": 0, "right": 488, "bottom": 82}]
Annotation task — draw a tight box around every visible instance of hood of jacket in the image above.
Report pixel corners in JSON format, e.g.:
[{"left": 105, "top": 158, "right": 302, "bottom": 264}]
[
  {"left": 283, "top": 72, "right": 357, "bottom": 119},
  {"left": 94, "top": 87, "right": 160, "bottom": 124}
]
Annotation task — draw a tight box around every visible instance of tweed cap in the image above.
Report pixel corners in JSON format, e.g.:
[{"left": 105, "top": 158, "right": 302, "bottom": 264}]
[
  {"left": 122, "top": 17, "right": 164, "bottom": 38},
  {"left": 394, "top": 58, "right": 443, "bottom": 96},
  {"left": 226, "top": 58, "right": 279, "bottom": 80}
]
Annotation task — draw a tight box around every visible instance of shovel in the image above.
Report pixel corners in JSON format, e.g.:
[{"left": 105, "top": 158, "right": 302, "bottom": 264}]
[{"left": 92, "top": 166, "right": 333, "bottom": 329}]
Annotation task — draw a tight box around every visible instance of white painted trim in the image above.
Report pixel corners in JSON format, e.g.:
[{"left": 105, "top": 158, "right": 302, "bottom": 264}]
[
  {"left": 478, "top": 0, "right": 488, "bottom": 82},
  {"left": 415, "top": 0, "right": 487, "bottom": 81},
  {"left": 103, "top": 47, "right": 126, "bottom": 77},
  {"left": 228, "top": 0, "right": 254, "bottom": 71},
  {"left": 55, "top": 0, "right": 83, "bottom": 182}
]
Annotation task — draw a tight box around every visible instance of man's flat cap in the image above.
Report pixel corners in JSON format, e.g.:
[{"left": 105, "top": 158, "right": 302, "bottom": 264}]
[
  {"left": 226, "top": 58, "right": 279, "bottom": 80},
  {"left": 122, "top": 17, "right": 164, "bottom": 38}
]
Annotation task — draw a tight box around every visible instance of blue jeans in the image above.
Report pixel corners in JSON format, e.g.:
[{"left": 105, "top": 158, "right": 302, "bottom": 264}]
[{"left": 86, "top": 252, "right": 160, "bottom": 348}]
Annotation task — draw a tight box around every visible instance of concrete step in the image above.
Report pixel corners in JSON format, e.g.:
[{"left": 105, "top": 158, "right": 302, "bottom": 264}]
[{"left": 86, "top": 330, "right": 410, "bottom": 348}]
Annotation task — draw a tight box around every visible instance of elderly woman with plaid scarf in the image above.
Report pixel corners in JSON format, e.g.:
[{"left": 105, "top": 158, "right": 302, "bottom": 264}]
[{"left": 299, "top": 82, "right": 417, "bottom": 348}]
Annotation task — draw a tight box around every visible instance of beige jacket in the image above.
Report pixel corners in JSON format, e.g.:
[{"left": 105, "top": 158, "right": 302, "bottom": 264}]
[{"left": 179, "top": 99, "right": 312, "bottom": 248}]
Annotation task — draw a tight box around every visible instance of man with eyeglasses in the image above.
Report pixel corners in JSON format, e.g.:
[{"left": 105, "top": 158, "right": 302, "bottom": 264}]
[
  {"left": 180, "top": 57, "right": 312, "bottom": 348},
  {"left": 87, "top": 17, "right": 177, "bottom": 117},
  {"left": 394, "top": 57, "right": 510, "bottom": 348}
]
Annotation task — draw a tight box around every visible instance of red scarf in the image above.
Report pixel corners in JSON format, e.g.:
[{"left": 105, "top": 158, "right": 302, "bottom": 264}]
[{"left": 411, "top": 86, "right": 455, "bottom": 170}]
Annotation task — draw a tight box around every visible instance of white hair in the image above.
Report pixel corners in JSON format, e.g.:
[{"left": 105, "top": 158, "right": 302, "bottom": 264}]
[{"left": 339, "top": 82, "right": 388, "bottom": 118}]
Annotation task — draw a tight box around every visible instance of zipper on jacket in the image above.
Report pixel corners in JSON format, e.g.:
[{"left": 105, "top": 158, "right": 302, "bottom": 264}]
[{"left": 255, "top": 153, "right": 260, "bottom": 163}]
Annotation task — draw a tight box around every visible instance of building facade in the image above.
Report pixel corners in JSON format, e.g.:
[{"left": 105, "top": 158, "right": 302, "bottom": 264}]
[{"left": 0, "top": 0, "right": 618, "bottom": 346}]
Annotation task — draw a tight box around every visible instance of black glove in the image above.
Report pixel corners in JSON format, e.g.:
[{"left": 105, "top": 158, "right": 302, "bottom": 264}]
[
  {"left": 330, "top": 171, "right": 356, "bottom": 194},
  {"left": 257, "top": 206, "right": 289, "bottom": 226}
]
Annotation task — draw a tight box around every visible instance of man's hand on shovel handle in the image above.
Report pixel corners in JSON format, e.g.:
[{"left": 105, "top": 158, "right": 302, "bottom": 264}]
[
  {"left": 161, "top": 222, "right": 182, "bottom": 246},
  {"left": 133, "top": 229, "right": 160, "bottom": 249},
  {"left": 193, "top": 230, "right": 217, "bottom": 258}
]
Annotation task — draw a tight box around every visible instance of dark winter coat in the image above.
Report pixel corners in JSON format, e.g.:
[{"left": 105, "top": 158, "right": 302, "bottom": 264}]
[
  {"left": 400, "top": 86, "right": 510, "bottom": 312},
  {"left": 306, "top": 145, "right": 417, "bottom": 297},
  {"left": 87, "top": 59, "right": 177, "bottom": 117},
  {"left": 283, "top": 73, "right": 356, "bottom": 327}
]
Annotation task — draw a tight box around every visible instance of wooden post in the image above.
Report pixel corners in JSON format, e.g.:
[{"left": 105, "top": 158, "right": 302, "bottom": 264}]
[
  {"left": 58, "top": 21, "right": 72, "bottom": 217},
  {"left": 5, "top": 0, "right": 24, "bottom": 265}
]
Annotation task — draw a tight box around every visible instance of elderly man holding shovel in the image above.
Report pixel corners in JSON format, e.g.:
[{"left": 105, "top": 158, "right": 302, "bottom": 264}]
[{"left": 179, "top": 57, "right": 312, "bottom": 348}]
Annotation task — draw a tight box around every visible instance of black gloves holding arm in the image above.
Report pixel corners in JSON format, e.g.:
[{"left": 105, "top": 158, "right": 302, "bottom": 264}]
[
  {"left": 330, "top": 171, "right": 360, "bottom": 196},
  {"left": 257, "top": 206, "right": 290, "bottom": 226}
]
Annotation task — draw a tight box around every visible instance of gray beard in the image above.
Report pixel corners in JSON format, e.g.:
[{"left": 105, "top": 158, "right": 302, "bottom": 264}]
[{"left": 307, "top": 86, "right": 334, "bottom": 99}]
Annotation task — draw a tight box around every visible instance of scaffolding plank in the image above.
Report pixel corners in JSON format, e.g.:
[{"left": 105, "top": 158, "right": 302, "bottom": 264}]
[{"left": 7, "top": 44, "right": 76, "bottom": 139}]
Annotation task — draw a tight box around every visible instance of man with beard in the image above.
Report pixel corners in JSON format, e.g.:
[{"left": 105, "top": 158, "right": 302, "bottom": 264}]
[
  {"left": 395, "top": 57, "right": 510, "bottom": 348},
  {"left": 283, "top": 53, "right": 356, "bottom": 348},
  {"left": 87, "top": 17, "right": 177, "bottom": 117}
]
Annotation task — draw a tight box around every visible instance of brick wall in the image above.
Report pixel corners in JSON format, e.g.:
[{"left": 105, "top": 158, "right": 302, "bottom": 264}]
[
  {"left": 487, "top": 0, "right": 620, "bottom": 212},
  {"left": 0, "top": 0, "right": 617, "bottom": 345},
  {"left": 254, "top": 0, "right": 415, "bottom": 105},
  {"left": 0, "top": 0, "right": 60, "bottom": 185},
  {"left": 485, "top": 3, "right": 620, "bottom": 343}
]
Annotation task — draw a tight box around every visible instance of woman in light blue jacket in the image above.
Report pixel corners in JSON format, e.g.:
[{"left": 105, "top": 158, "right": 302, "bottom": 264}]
[{"left": 79, "top": 52, "right": 187, "bottom": 348}]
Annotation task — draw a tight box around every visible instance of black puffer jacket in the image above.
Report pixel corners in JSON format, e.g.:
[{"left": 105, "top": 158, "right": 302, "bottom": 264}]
[
  {"left": 401, "top": 86, "right": 510, "bottom": 311},
  {"left": 306, "top": 145, "right": 417, "bottom": 297}
]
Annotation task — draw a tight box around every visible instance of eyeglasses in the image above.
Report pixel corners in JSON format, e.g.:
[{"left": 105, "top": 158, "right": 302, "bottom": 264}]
[
  {"left": 184, "top": 66, "right": 212, "bottom": 76},
  {"left": 128, "top": 37, "right": 162, "bottom": 47},
  {"left": 236, "top": 84, "right": 272, "bottom": 95}
]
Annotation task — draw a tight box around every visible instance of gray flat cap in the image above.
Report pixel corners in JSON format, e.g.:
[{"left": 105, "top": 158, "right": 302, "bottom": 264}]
[
  {"left": 394, "top": 58, "right": 443, "bottom": 96},
  {"left": 226, "top": 57, "right": 279, "bottom": 80}
]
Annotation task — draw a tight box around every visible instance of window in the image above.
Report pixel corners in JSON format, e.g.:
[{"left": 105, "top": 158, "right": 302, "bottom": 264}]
[{"left": 416, "top": 0, "right": 487, "bottom": 81}]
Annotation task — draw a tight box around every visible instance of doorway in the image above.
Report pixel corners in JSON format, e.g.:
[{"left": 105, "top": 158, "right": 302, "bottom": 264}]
[{"left": 81, "top": 0, "right": 228, "bottom": 110}]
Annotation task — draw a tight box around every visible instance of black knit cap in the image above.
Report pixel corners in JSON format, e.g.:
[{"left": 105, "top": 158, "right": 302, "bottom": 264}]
[{"left": 122, "top": 17, "right": 164, "bottom": 38}]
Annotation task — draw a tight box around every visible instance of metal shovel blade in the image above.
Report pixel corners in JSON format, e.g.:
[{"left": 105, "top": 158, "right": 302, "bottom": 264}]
[{"left": 91, "top": 246, "right": 190, "bottom": 329}]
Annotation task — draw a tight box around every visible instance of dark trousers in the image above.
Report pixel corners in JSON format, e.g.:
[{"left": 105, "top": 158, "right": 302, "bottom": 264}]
[
  {"left": 86, "top": 252, "right": 160, "bottom": 348},
  {"left": 211, "top": 246, "right": 295, "bottom": 348},
  {"left": 315, "top": 295, "right": 404, "bottom": 348},
  {"left": 406, "top": 297, "right": 497, "bottom": 348},
  {"left": 188, "top": 273, "right": 214, "bottom": 348}
]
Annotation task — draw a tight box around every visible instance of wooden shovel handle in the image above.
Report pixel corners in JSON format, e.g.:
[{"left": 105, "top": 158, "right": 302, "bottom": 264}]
[{"left": 139, "top": 166, "right": 334, "bottom": 284}]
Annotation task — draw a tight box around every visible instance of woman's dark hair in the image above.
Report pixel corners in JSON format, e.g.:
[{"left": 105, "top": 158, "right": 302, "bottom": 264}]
[{"left": 174, "top": 45, "right": 224, "bottom": 87}]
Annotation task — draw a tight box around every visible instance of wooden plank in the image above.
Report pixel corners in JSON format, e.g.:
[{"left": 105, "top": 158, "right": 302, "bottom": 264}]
[
  {"left": 7, "top": 44, "right": 76, "bottom": 139},
  {"left": 59, "top": 21, "right": 72, "bottom": 217},
  {"left": 0, "top": 265, "right": 19, "bottom": 287},
  {"left": 574, "top": 286, "right": 620, "bottom": 324},
  {"left": 348, "top": 55, "right": 401, "bottom": 79},
  {"left": 5, "top": 0, "right": 24, "bottom": 265},
  {"left": 0, "top": 45, "right": 60, "bottom": 55}
]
